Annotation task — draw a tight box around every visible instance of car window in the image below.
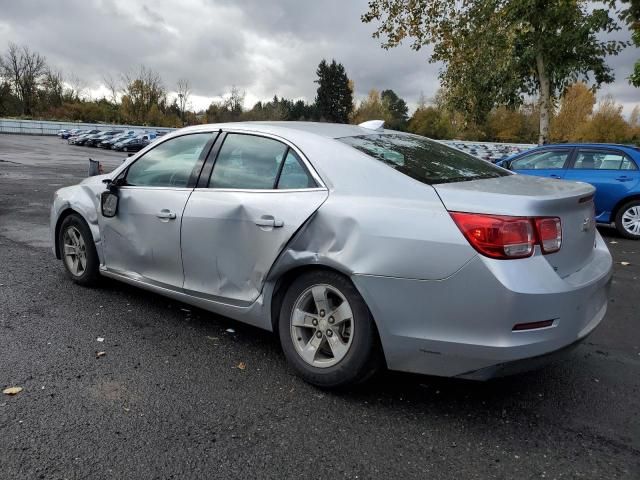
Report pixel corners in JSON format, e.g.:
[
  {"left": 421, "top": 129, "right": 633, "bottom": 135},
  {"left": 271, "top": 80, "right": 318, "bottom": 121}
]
[
  {"left": 338, "top": 133, "right": 507, "bottom": 185},
  {"left": 125, "top": 133, "right": 211, "bottom": 188},
  {"left": 277, "top": 150, "right": 317, "bottom": 189},
  {"left": 510, "top": 150, "right": 570, "bottom": 170},
  {"left": 209, "top": 134, "right": 288, "bottom": 189},
  {"left": 573, "top": 151, "right": 638, "bottom": 170}
]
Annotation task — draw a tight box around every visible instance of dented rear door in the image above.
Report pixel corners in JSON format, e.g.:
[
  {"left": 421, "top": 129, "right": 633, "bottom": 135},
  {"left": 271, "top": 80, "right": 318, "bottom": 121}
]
[{"left": 180, "top": 132, "right": 328, "bottom": 305}]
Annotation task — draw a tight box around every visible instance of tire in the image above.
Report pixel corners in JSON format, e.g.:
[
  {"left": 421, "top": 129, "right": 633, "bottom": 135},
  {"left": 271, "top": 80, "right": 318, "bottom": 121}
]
[
  {"left": 278, "top": 270, "right": 383, "bottom": 388},
  {"left": 58, "top": 214, "right": 101, "bottom": 286},
  {"left": 123, "top": 147, "right": 128, "bottom": 152},
  {"left": 614, "top": 200, "right": 640, "bottom": 240}
]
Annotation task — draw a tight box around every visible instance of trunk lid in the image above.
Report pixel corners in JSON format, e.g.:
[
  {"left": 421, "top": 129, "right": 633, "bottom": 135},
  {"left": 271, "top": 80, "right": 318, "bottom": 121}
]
[{"left": 433, "top": 175, "right": 597, "bottom": 277}]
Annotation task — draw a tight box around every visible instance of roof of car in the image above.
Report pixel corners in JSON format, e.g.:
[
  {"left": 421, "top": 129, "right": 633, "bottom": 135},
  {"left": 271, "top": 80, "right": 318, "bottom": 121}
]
[
  {"left": 533, "top": 143, "right": 639, "bottom": 151},
  {"left": 178, "top": 121, "right": 391, "bottom": 139}
]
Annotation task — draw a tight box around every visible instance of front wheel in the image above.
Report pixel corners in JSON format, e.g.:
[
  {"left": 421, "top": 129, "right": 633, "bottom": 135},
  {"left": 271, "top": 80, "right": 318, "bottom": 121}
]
[
  {"left": 58, "top": 214, "right": 101, "bottom": 286},
  {"left": 615, "top": 200, "right": 640, "bottom": 239},
  {"left": 278, "top": 270, "right": 382, "bottom": 388}
]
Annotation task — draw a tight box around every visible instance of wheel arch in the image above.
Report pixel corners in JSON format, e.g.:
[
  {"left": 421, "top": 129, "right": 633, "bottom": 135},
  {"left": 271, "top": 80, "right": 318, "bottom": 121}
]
[
  {"left": 611, "top": 194, "right": 640, "bottom": 225},
  {"left": 268, "top": 263, "right": 386, "bottom": 367},
  {"left": 54, "top": 208, "right": 90, "bottom": 259}
]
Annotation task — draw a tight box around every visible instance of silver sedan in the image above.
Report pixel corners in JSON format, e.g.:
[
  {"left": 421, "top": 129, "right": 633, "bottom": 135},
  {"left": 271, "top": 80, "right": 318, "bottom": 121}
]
[{"left": 50, "top": 121, "right": 613, "bottom": 387}]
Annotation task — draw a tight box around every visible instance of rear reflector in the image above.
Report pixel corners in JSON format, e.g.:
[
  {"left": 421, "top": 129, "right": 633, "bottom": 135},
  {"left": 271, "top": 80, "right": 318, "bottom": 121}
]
[
  {"left": 450, "top": 212, "right": 562, "bottom": 260},
  {"left": 513, "top": 320, "right": 555, "bottom": 331}
]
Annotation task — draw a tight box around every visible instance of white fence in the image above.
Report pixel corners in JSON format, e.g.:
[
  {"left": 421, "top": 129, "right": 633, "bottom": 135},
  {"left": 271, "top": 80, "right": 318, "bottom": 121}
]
[{"left": 0, "top": 118, "right": 175, "bottom": 136}]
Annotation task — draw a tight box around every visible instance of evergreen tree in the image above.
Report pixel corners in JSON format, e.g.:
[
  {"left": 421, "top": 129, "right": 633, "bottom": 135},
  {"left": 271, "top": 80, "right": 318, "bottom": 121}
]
[{"left": 314, "top": 59, "right": 353, "bottom": 123}]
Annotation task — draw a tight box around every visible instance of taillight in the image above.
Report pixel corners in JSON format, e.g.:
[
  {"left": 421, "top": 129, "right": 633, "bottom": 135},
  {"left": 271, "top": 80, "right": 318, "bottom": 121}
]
[
  {"left": 450, "top": 212, "right": 561, "bottom": 260},
  {"left": 535, "top": 217, "right": 562, "bottom": 253}
]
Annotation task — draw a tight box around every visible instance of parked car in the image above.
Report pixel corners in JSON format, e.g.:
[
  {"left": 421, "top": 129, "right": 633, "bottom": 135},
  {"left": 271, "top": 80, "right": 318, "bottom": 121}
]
[
  {"left": 498, "top": 143, "right": 640, "bottom": 239},
  {"left": 61, "top": 128, "right": 82, "bottom": 139},
  {"left": 50, "top": 121, "right": 612, "bottom": 388},
  {"left": 68, "top": 129, "right": 101, "bottom": 144},
  {"left": 85, "top": 130, "right": 123, "bottom": 147},
  {"left": 72, "top": 132, "right": 104, "bottom": 146},
  {"left": 112, "top": 136, "right": 151, "bottom": 152},
  {"left": 57, "top": 129, "right": 69, "bottom": 137},
  {"left": 99, "top": 133, "right": 132, "bottom": 149}
]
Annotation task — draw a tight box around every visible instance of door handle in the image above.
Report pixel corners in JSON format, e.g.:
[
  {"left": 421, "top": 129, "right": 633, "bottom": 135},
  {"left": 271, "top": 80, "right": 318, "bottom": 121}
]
[
  {"left": 156, "top": 209, "right": 177, "bottom": 220},
  {"left": 616, "top": 176, "right": 633, "bottom": 182},
  {"left": 255, "top": 216, "right": 284, "bottom": 228}
]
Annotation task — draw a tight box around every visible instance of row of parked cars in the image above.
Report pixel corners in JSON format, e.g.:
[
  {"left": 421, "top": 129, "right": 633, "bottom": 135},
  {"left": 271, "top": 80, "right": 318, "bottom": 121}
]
[
  {"left": 58, "top": 128, "right": 166, "bottom": 152},
  {"left": 441, "top": 140, "right": 535, "bottom": 163}
]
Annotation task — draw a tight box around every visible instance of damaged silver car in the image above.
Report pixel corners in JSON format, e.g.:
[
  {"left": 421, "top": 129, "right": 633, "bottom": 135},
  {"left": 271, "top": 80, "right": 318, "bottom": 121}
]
[{"left": 50, "top": 121, "right": 613, "bottom": 387}]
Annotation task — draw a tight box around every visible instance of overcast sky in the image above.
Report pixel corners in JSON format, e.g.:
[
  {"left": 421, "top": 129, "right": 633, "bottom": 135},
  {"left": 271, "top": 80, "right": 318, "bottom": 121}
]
[{"left": 0, "top": 0, "right": 637, "bottom": 115}]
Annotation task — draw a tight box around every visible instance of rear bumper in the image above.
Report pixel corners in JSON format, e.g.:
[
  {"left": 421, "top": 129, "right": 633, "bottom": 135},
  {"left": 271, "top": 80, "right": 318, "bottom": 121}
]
[{"left": 352, "top": 233, "right": 613, "bottom": 379}]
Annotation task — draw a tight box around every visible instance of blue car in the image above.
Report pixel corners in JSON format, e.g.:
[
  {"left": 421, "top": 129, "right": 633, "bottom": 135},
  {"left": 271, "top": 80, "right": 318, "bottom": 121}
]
[{"left": 498, "top": 143, "right": 640, "bottom": 239}]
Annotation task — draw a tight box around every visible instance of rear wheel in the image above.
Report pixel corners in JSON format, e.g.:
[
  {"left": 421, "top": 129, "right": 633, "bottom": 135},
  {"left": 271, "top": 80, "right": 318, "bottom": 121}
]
[
  {"left": 615, "top": 200, "right": 640, "bottom": 239},
  {"left": 58, "top": 214, "right": 101, "bottom": 286},
  {"left": 278, "top": 270, "right": 382, "bottom": 388}
]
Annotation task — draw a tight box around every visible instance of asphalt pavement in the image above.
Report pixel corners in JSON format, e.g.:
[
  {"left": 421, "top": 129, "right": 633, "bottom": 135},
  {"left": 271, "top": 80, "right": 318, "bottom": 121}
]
[{"left": 0, "top": 134, "right": 638, "bottom": 479}]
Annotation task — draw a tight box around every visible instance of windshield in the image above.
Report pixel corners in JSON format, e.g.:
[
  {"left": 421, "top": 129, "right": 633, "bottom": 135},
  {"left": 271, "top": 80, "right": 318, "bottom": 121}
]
[{"left": 338, "top": 133, "right": 509, "bottom": 185}]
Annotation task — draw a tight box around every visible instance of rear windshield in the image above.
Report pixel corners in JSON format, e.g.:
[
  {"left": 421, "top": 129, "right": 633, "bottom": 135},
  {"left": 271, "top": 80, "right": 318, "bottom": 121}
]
[{"left": 338, "top": 133, "right": 509, "bottom": 185}]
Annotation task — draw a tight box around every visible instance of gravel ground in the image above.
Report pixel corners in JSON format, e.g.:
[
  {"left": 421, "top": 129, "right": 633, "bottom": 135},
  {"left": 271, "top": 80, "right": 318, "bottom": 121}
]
[{"left": 0, "top": 134, "right": 638, "bottom": 480}]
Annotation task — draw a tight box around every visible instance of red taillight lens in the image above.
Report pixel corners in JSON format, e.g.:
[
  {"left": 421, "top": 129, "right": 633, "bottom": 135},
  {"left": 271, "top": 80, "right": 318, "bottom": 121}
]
[
  {"left": 450, "top": 212, "right": 534, "bottom": 259},
  {"left": 450, "top": 212, "right": 562, "bottom": 260},
  {"left": 535, "top": 217, "right": 562, "bottom": 253}
]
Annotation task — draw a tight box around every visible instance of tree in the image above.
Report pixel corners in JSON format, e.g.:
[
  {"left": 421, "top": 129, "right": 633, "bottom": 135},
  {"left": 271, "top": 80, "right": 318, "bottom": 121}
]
[
  {"left": 206, "top": 86, "right": 245, "bottom": 123},
  {"left": 0, "top": 43, "right": 47, "bottom": 115},
  {"left": 351, "top": 89, "right": 392, "bottom": 125},
  {"left": 176, "top": 78, "right": 191, "bottom": 125},
  {"left": 314, "top": 59, "right": 353, "bottom": 123},
  {"left": 121, "top": 66, "right": 166, "bottom": 124},
  {"left": 381, "top": 89, "right": 408, "bottom": 130},
  {"left": 408, "top": 106, "right": 456, "bottom": 140},
  {"left": 577, "top": 95, "right": 630, "bottom": 143},
  {"left": 551, "top": 82, "right": 595, "bottom": 142},
  {"left": 618, "top": 0, "right": 640, "bottom": 87},
  {"left": 102, "top": 73, "right": 120, "bottom": 104},
  {"left": 362, "top": 0, "right": 627, "bottom": 145}
]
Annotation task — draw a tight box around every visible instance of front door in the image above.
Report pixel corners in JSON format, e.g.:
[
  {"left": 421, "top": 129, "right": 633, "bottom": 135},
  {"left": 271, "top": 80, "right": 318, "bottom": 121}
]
[
  {"left": 100, "top": 132, "right": 215, "bottom": 287},
  {"left": 181, "top": 132, "right": 328, "bottom": 304},
  {"left": 508, "top": 148, "right": 573, "bottom": 179}
]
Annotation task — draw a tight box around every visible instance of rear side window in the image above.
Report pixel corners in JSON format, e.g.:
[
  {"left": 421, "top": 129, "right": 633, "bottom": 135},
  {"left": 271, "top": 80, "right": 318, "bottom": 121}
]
[
  {"left": 338, "top": 134, "right": 507, "bottom": 185},
  {"left": 209, "top": 134, "right": 287, "bottom": 189},
  {"left": 277, "top": 150, "right": 317, "bottom": 189},
  {"left": 510, "top": 150, "right": 570, "bottom": 170},
  {"left": 573, "top": 150, "right": 638, "bottom": 170}
]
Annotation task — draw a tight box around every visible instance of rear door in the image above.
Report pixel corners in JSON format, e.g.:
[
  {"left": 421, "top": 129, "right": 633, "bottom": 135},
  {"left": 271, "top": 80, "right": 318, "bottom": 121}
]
[
  {"left": 563, "top": 148, "right": 640, "bottom": 222},
  {"left": 508, "top": 148, "right": 573, "bottom": 179},
  {"left": 180, "top": 132, "right": 328, "bottom": 304}
]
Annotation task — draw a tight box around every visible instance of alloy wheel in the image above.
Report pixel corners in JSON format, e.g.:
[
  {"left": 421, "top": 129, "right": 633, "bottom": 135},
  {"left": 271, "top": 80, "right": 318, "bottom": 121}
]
[
  {"left": 621, "top": 205, "right": 640, "bottom": 236},
  {"left": 290, "top": 284, "right": 354, "bottom": 368},
  {"left": 62, "top": 225, "right": 87, "bottom": 277}
]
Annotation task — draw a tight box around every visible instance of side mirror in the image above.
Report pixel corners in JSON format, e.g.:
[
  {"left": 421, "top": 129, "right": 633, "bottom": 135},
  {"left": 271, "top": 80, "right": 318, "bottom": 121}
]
[{"left": 101, "top": 191, "right": 119, "bottom": 217}]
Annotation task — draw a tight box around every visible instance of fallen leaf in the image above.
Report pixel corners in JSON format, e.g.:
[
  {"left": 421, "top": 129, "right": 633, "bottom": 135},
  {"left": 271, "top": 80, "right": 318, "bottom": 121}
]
[
  {"left": 96, "top": 337, "right": 105, "bottom": 342},
  {"left": 206, "top": 336, "right": 219, "bottom": 341},
  {"left": 96, "top": 351, "right": 106, "bottom": 358},
  {"left": 237, "top": 362, "right": 246, "bottom": 370},
  {"left": 225, "top": 328, "right": 235, "bottom": 333},
  {"left": 3, "top": 387, "right": 23, "bottom": 395},
  {"left": 620, "top": 262, "right": 631, "bottom": 266},
  {"left": 610, "top": 241, "right": 618, "bottom": 244}
]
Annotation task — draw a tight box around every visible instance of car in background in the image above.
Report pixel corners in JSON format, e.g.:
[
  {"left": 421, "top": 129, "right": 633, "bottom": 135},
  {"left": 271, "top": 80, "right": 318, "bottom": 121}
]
[
  {"left": 50, "top": 121, "right": 612, "bottom": 388},
  {"left": 68, "top": 129, "right": 101, "bottom": 144},
  {"left": 498, "top": 143, "right": 640, "bottom": 239},
  {"left": 112, "top": 135, "right": 151, "bottom": 152},
  {"left": 85, "top": 130, "right": 124, "bottom": 147},
  {"left": 61, "top": 128, "right": 83, "bottom": 139},
  {"left": 99, "top": 133, "right": 132, "bottom": 149},
  {"left": 71, "top": 131, "right": 104, "bottom": 146}
]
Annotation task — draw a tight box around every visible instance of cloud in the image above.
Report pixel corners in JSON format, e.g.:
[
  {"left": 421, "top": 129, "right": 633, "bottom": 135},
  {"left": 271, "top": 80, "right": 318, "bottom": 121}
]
[{"left": 0, "top": 0, "right": 636, "bottom": 114}]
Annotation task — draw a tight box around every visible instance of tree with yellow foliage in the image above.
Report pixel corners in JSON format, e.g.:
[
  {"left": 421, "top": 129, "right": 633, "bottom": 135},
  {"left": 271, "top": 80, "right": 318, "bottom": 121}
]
[{"left": 551, "top": 82, "right": 595, "bottom": 142}]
